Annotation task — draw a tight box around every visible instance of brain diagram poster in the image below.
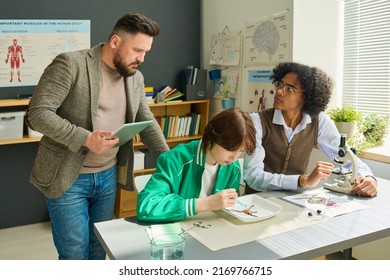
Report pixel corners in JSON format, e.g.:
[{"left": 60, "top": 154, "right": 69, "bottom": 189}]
[{"left": 243, "top": 10, "right": 291, "bottom": 67}]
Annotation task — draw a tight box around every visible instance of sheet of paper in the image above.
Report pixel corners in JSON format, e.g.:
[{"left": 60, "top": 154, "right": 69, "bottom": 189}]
[
  {"left": 283, "top": 189, "right": 369, "bottom": 217},
  {"left": 180, "top": 197, "right": 327, "bottom": 251}
]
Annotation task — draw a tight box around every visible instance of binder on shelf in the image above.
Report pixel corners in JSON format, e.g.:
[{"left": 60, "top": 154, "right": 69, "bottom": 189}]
[
  {"left": 184, "top": 69, "right": 209, "bottom": 101},
  {"left": 183, "top": 68, "right": 192, "bottom": 85}
]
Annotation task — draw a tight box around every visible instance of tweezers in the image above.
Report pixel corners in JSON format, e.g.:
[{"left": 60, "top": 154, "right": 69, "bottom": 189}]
[{"left": 230, "top": 209, "right": 258, "bottom": 217}]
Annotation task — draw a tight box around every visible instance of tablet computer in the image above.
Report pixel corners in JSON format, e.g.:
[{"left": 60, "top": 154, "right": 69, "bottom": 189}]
[{"left": 112, "top": 120, "right": 153, "bottom": 146}]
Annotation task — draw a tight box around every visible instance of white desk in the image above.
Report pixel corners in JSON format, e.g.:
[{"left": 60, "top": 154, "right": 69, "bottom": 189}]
[{"left": 94, "top": 178, "right": 390, "bottom": 260}]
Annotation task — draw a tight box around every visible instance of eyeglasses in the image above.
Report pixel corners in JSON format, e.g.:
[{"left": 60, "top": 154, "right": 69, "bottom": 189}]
[{"left": 274, "top": 81, "right": 301, "bottom": 95}]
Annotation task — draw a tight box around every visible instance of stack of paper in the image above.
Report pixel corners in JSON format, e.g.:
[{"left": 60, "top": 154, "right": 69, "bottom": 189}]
[{"left": 145, "top": 223, "right": 182, "bottom": 240}]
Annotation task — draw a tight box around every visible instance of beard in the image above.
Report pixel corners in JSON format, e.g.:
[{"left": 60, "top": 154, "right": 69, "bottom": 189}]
[{"left": 113, "top": 55, "right": 138, "bottom": 77}]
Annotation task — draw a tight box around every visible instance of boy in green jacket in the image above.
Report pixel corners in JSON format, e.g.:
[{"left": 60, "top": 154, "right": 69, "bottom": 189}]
[{"left": 137, "top": 108, "right": 256, "bottom": 222}]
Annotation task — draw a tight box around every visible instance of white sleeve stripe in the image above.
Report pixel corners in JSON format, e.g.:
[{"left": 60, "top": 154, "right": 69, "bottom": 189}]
[{"left": 186, "top": 199, "right": 195, "bottom": 217}]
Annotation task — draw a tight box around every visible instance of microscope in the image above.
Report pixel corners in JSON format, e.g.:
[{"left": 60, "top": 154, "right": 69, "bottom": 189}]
[{"left": 324, "top": 133, "right": 358, "bottom": 194}]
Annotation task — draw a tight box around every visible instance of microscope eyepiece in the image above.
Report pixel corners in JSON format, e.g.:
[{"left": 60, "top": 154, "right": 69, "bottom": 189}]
[{"left": 339, "top": 133, "right": 347, "bottom": 147}]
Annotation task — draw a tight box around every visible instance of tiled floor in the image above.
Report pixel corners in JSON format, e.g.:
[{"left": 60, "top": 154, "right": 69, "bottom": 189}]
[
  {"left": 0, "top": 222, "right": 345, "bottom": 260},
  {"left": 0, "top": 222, "right": 57, "bottom": 260}
]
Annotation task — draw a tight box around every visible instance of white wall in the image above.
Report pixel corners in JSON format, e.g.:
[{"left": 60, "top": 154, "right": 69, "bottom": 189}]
[
  {"left": 201, "top": 0, "right": 342, "bottom": 118},
  {"left": 201, "top": 0, "right": 294, "bottom": 117},
  {"left": 292, "top": 0, "right": 343, "bottom": 108}
]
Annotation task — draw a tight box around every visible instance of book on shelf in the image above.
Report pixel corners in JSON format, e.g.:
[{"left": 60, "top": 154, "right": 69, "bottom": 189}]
[
  {"left": 182, "top": 66, "right": 203, "bottom": 85},
  {"left": 154, "top": 85, "right": 185, "bottom": 103},
  {"left": 165, "top": 90, "right": 184, "bottom": 102},
  {"left": 175, "top": 117, "right": 183, "bottom": 137},
  {"left": 186, "top": 116, "right": 193, "bottom": 137},
  {"left": 191, "top": 67, "right": 198, "bottom": 85},
  {"left": 158, "top": 85, "right": 172, "bottom": 96},
  {"left": 157, "top": 112, "right": 202, "bottom": 139},
  {"left": 168, "top": 115, "right": 176, "bottom": 138},
  {"left": 145, "top": 86, "right": 154, "bottom": 93},
  {"left": 178, "top": 116, "right": 186, "bottom": 137},
  {"left": 183, "top": 116, "right": 191, "bottom": 137},
  {"left": 145, "top": 87, "right": 155, "bottom": 97},
  {"left": 159, "top": 116, "right": 165, "bottom": 133},
  {"left": 164, "top": 88, "right": 177, "bottom": 98},
  {"left": 188, "top": 113, "right": 197, "bottom": 136},
  {"left": 163, "top": 116, "right": 170, "bottom": 138},
  {"left": 164, "top": 100, "right": 183, "bottom": 104},
  {"left": 182, "top": 67, "right": 192, "bottom": 85},
  {"left": 194, "top": 114, "right": 201, "bottom": 135},
  {"left": 145, "top": 86, "right": 155, "bottom": 103},
  {"left": 145, "top": 96, "right": 155, "bottom": 103},
  {"left": 173, "top": 116, "right": 180, "bottom": 138},
  {"left": 183, "top": 65, "right": 201, "bottom": 85}
]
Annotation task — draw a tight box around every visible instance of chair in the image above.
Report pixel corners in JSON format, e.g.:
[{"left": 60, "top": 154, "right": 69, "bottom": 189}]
[{"left": 134, "top": 174, "right": 152, "bottom": 193}]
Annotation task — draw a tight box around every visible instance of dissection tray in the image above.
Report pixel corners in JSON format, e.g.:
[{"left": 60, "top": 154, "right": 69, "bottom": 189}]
[{"left": 223, "top": 194, "right": 283, "bottom": 223}]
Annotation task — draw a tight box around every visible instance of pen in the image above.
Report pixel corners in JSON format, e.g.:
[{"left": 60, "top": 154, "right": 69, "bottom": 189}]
[
  {"left": 236, "top": 199, "right": 246, "bottom": 207},
  {"left": 216, "top": 188, "right": 245, "bottom": 206}
]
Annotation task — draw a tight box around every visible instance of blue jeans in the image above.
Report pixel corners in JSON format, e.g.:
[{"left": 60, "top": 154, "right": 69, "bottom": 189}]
[{"left": 46, "top": 165, "right": 117, "bottom": 260}]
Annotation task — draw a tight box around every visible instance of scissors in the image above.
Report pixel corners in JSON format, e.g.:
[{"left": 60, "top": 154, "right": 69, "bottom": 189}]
[{"left": 180, "top": 221, "right": 211, "bottom": 235}]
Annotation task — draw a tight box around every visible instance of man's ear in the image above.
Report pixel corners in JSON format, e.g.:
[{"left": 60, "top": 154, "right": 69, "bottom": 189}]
[{"left": 110, "top": 34, "right": 121, "bottom": 49}]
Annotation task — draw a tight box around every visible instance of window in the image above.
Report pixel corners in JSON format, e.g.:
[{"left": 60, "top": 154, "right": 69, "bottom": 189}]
[
  {"left": 343, "top": 1, "right": 390, "bottom": 117},
  {"left": 343, "top": 1, "right": 390, "bottom": 162}
]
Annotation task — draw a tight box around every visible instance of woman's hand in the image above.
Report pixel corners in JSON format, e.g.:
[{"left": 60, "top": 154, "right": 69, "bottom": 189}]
[
  {"left": 351, "top": 176, "right": 378, "bottom": 197},
  {"left": 196, "top": 189, "right": 238, "bottom": 212},
  {"left": 304, "top": 161, "right": 335, "bottom": 187}
]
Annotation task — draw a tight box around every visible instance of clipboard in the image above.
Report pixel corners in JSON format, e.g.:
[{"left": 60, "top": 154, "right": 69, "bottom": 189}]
[{"left": 112, "top": 120, "right": 153, "bottom": 146}]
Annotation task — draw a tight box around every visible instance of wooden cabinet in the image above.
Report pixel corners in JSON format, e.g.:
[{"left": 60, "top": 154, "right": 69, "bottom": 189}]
[{"left": 114, "top": 99, "right": 210, "bottom": 218}]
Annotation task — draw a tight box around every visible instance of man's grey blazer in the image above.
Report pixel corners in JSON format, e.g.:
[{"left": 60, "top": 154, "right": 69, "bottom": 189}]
[{"left": 27, "top": 45, "right": 168, "bottom": 198}]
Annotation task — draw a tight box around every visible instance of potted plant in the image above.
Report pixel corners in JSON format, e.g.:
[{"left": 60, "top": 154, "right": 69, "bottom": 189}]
[
  {"left": 361, "top": 113, "right": 389, "bottom": 146},
  {"left": 327, "top": 106, "right": 363, "bottom": 139},
  {"left": 347, "top": 113, "right": 389, "bottom": 154}
]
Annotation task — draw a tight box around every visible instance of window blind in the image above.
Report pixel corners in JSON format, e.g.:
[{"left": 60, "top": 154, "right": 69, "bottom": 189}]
[{"left": 343, "top": 1, "right": 390, "bottom": 117}]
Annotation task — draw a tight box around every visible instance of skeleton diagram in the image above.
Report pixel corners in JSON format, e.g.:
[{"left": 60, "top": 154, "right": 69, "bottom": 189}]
[{"left": 5, "top": 39, "right": 25, "bottom": 82}]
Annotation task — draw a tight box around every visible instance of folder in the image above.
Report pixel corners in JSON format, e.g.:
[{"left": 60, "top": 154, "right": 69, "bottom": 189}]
[{"left": 111, "top": 120, "right": 153, "bottom": 146}]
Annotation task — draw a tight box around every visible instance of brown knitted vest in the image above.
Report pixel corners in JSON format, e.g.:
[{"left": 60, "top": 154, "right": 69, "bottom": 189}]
[{"left": 245, "top": 108, "right": 318, "bottom": 194}]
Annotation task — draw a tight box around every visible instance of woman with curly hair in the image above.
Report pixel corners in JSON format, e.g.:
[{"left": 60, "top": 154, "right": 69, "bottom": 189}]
[{"left": 244, "top": 62, "right": 377, "bottom": 197}]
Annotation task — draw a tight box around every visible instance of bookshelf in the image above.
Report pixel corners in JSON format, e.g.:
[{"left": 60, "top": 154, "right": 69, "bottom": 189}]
[
  {"left": 0, "top": 98, "right": 210, "bottom": 219},
  {"left": 0, "top": 99, "right": 30, "bottom": 107},
  {"left": 134, "top": 100, "right": 209, "bottom": 148},
  {"left": 115, "top": 99, "right": 209, "bottom": 218}
]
